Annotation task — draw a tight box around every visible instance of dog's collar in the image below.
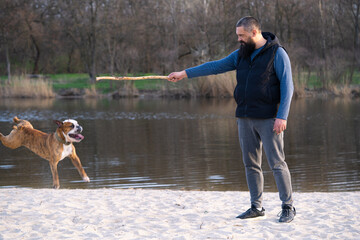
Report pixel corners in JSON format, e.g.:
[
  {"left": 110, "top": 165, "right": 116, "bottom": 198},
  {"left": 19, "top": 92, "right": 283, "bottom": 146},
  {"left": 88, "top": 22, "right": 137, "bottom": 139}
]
[{"left": 55, "top": 132, "right": 71, "bottom": 146}]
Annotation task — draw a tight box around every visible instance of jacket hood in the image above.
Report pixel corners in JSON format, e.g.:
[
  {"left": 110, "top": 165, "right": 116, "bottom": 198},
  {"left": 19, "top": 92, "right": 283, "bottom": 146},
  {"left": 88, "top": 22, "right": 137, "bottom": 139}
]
[{"left": 261, "top": 32, "right": 281, "bottom": 51}]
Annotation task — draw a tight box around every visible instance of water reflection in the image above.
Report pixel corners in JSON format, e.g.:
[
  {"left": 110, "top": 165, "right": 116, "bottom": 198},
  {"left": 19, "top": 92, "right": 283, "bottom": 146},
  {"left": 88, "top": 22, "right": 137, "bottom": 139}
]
[{"left": 0, "top": 97, "right": 359, "bottom": 192}]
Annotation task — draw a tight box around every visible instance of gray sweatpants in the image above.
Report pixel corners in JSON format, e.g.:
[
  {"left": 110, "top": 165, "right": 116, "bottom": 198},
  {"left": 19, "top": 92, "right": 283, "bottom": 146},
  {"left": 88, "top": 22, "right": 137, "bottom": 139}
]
[{"left": 237, "top": 118, "right": 293, "bottom": 208}]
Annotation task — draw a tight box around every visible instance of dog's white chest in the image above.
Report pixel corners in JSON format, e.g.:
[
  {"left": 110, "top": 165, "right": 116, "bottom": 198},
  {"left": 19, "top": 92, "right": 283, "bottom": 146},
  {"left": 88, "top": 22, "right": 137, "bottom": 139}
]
[{"left": 60, "top": 144, "right": 72, "bottom": 160}]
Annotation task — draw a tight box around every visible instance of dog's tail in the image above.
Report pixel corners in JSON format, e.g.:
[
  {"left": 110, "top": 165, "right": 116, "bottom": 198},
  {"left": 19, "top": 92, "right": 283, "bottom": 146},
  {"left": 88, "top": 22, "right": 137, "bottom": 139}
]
[
  {"left": 11, "top": 116, "right": 33, "bottom": 130},
  {"left": 13, "top": 116, "right": 20, "bottom": 124},
  {"left": 12, "top": 117, "right": 20, "bottom": 130}
]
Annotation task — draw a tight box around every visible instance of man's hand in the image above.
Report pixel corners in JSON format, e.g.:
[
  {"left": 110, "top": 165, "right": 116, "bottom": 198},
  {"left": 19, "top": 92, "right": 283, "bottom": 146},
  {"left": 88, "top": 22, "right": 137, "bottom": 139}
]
[
  {"left": 168, "top": 70, "right": 187, "bottom": 82},
  {"left": 273, "top": 118, "right": 287, "bottom": 135}
]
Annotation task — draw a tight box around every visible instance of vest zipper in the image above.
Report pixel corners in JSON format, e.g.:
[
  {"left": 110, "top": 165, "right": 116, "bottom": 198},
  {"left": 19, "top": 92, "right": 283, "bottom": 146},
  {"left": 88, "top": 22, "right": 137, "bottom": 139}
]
[
  {"left": 244, "top": 62, "right": 253, "bottom": 117},
  {"left": 243, "top": 50, "right": 263, "bottom": 117}
]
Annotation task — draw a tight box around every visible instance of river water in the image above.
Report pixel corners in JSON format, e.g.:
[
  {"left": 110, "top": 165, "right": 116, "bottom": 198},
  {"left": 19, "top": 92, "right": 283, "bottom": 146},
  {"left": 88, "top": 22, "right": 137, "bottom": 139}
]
[{"left": 0, "top": 97, "right": 359, "bottom": 192}]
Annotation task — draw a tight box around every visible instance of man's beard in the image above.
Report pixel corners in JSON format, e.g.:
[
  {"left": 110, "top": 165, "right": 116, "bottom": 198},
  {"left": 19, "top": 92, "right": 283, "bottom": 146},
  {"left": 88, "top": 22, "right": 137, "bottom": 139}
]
[{"left": 238, "top": 39, "right": 256, "bottom": 59}]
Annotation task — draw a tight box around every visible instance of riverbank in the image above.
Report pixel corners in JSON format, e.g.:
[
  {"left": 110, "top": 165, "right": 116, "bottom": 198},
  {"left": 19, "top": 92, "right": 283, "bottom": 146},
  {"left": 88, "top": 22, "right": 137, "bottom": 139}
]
[
  {"left": 1, "top": 74, "right": 360, "bottom": 99},
  {"left": 49, "top": 84, "right": 360, "bottom": 99},
  {"left": 0, "top": 189, "right": 359, "bottom": 239}
]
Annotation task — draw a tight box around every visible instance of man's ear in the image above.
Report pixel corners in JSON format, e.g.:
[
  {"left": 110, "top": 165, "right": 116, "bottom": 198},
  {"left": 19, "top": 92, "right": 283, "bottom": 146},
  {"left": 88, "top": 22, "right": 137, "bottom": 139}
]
[
  {"left": 54, "top": 120, "right": 63, "bottom": 127},
  {"left": 252, "top": 29, "right": 257, "bottom": 37}
]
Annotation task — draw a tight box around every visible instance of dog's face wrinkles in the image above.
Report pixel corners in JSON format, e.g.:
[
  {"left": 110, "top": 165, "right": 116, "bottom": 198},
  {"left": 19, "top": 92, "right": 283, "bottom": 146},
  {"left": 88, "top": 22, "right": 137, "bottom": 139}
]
[{"left": 62, "top": 119, "right": 84, "bottom": 143}]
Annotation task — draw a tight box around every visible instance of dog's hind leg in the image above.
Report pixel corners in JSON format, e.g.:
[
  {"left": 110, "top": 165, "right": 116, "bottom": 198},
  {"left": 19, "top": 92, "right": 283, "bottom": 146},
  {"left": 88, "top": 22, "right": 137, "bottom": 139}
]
[
  {"left": 49, "top": 160, "right": 60, "bottom": 189},
  {"left": 0, "top": 128, "right": 23, "bottom": 149},
  {"left": 0, "top": 117, "right": 33, "bottom": 149},
  {"left": 69, "top": 147, "right": 90, "bottom": 183}
]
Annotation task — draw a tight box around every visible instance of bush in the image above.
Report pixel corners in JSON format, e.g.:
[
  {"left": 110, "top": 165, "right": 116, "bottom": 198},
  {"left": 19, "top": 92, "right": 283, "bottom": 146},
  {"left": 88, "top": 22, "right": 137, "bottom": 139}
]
[{"left": 0, "top": 75, "right": 55, "bottom": 98}]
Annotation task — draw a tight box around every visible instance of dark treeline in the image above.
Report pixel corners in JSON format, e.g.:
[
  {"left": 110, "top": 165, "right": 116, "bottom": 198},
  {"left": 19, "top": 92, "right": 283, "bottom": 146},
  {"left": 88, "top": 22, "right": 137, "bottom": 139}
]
[{"left": 0, "top": 0, "right": 359, "bottom": 86}]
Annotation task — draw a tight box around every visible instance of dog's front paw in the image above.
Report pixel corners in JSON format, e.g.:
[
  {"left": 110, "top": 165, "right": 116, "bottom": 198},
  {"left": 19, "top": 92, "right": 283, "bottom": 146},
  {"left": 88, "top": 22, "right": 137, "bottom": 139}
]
[
  {"left": 83, "top": 176, "right": 90, "bottom": 182},
  {"left": 53, "top": 184, "right": 60, "bottom": 189}
]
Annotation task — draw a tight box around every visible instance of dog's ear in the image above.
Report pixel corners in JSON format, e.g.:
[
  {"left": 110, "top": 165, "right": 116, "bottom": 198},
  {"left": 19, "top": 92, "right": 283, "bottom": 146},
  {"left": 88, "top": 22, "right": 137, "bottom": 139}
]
[{"left": 54, "top": 120, "right": 63, "bottom": 127}]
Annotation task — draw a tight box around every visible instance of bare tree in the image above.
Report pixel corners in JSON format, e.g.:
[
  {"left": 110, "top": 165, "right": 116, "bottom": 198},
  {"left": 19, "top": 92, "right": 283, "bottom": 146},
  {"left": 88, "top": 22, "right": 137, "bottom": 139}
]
[
  {"left": 0, "top": 0, "right": 19, "bottom": 82},
  {"left": 0, "top": 0, "right": 359, "bottom": 86},
  {"left": 57, "top": 0, "right": 101, "bottom": 83},
  {"left": 341, "top": 0, "right": 360, "bottom": 84}
]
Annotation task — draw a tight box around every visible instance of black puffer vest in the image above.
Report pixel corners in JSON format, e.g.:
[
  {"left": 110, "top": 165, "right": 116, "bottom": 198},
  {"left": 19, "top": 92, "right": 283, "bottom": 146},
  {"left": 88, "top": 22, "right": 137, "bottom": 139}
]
[{"left": 234, "top": 32, "right": 281, "bottom": 119}]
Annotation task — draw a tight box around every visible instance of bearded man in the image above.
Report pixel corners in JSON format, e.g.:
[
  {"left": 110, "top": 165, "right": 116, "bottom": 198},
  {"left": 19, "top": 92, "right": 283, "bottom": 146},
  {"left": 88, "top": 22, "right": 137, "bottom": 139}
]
[{"left": 168, "top": 16, "right": 296, "bottom": 223}]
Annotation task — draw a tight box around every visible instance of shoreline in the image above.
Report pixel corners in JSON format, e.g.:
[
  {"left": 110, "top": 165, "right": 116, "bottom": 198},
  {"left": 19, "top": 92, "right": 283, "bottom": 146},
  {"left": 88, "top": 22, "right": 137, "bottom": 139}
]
[
  {"left": 1, "top": 188, "right": 359, "bottom": 239},
  {"left": 60, "top": 86, "right": 360, "bottom": 99}
]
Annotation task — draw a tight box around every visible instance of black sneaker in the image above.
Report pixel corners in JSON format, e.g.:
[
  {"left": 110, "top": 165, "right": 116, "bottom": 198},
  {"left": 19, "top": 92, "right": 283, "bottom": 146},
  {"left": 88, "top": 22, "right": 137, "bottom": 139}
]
[
  {"left": 236, "top": 205, "right": 265, "bottom": 219},
  {"left": 278, "top": 206, "right": 296, "bottom": 223}
]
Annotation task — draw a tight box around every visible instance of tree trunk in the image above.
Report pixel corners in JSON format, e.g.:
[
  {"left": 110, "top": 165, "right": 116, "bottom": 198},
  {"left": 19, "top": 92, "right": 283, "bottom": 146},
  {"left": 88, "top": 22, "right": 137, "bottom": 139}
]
[
  {"left": 350, "top": 0, "right": 360, "bottom": 84},
  {"left": 89, "top": 0, "right": 97, "bottom": 84},
  {"left": 67, "top": 48, "right": 74, "bottom": 73},
  {"left": 318, "top": 0, "right": 328, "bottom": 88},
  {"left": 5, "top": 43, "right": 11, "bottom": 83},
  {"left": 30, "top": 34, "right": 40, "bottom": 74}
]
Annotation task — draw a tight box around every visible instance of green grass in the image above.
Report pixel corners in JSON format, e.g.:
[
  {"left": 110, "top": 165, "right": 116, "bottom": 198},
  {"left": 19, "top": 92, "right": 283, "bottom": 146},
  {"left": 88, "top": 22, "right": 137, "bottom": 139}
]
[
  {"left": 46, "top": 73, "right": 117, "bottom": 94},
  {"left": 47, "top": 73, "right": 90, "bottom": 89},
  {"left": 353, "top": 71, "right": 360, "bottom": 84},
  {"left": 294, "top": 70, "right": 360, "bottom": 89}
]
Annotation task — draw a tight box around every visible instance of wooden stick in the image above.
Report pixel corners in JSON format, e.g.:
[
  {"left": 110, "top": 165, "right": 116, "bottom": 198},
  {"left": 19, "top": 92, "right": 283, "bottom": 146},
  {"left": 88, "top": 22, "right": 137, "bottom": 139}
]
[{"left": 96, "top": 76, "right": 168, "bottom": 81}]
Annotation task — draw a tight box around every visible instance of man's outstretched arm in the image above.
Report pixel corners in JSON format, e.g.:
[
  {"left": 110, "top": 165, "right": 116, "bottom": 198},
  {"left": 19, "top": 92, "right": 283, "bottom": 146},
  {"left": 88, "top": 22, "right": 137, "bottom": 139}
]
[{"left": 168, "top": 50, "right": 238, "bottom": 82}]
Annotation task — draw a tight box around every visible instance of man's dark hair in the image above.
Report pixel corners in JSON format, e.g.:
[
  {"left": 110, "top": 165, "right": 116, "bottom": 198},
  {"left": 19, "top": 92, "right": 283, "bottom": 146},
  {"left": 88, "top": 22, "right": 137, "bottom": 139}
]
[{"left": 236, "top": 16, "right": 261, "bottom": 32}]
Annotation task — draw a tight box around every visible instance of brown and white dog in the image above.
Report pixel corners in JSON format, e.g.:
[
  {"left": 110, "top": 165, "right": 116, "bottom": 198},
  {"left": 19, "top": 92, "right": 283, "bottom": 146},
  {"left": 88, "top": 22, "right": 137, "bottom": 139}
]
[{"left": 0, "top": 116, "right": 90, "bottom": 189}]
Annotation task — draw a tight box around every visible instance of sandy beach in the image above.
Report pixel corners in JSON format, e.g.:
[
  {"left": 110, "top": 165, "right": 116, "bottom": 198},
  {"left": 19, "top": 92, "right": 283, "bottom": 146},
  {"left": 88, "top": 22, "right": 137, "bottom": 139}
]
[{"left": 0, "top": 189, "right": 359, "bottom": 239}]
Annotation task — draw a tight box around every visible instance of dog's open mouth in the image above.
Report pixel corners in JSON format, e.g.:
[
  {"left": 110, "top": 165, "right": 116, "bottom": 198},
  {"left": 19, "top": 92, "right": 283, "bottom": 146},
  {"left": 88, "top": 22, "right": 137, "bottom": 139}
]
[{"left": 69, "top": 133, "right": 84, "bottom": 141}]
